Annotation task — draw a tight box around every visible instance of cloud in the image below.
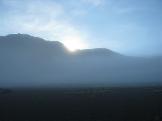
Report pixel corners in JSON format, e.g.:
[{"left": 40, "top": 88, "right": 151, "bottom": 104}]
[
  {"left": 82, "top": 0, "right": 105, "bottom": 7},
  {"left": 1, "top": 0, "right": 161, "bottom": 55},
  {"left": 0, "top": 0, "right": 89, "bottom": 50}
]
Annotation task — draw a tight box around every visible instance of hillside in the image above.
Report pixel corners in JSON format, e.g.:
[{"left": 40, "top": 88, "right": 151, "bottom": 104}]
[{"left": 0, "top": 34, "right": 161, "bottom": 87}]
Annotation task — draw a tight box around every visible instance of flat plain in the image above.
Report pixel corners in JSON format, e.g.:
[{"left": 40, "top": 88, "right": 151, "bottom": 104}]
[{"left": 0, "top": 86, "right": 162, "bottom": 121}]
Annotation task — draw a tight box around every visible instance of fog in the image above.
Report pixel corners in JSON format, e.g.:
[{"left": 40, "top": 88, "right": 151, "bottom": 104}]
[{"left": 0, "top": 34, "right": 161, "bottom": 88}]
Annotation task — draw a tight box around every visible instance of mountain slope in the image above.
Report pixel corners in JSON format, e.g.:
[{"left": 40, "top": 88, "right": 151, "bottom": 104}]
[{"left": 0, "top": 34, "right": 161, "bottom": 87}]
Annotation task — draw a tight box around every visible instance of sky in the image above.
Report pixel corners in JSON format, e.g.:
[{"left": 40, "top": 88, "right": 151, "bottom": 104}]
[{"left": 0, "top": 0, "right": 161, "bottom": 56}]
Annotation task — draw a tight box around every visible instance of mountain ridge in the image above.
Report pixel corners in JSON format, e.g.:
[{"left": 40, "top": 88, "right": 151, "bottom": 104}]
[
  {"left": 0, "top": 34, "right": 161, "bottom": 87},
  {"left": 0, "top": 34, "right": 121, "bottom": 57}
]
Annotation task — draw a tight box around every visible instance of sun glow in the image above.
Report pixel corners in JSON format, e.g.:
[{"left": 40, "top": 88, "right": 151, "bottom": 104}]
[{"left": 62, "top": 36, "right": 88, "bottom": 52}]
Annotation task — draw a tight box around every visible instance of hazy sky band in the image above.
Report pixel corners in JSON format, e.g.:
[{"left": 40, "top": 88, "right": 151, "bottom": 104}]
[{"left": 0, "top": 0, "right": 161, "bottom": 56}]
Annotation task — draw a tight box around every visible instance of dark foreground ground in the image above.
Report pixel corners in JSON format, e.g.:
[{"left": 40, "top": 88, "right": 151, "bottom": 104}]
[{"left": 0, "top": 87, "right": 162, "bottom": 121}]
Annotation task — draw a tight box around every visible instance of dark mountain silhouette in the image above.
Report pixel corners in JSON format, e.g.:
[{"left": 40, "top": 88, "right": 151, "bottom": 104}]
[
  {"left": 74, "top": 48, "right": 121, "bottom": 56},
  {"left": 0, "top": 34, "right": 161, "bottom": 87},
  {"left": 0, "top": 34, "right": 68, "bottom": 57}
]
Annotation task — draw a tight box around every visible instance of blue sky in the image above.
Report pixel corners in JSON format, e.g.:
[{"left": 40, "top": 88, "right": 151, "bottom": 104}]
[{"left": 0, "top": 0, "right": 161, "bottom": 56}]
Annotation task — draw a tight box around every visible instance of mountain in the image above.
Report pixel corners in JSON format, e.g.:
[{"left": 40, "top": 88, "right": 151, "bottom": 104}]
[
  {"left": 0, "top": 34, "right": 68, "bottom": 56},
  {"left": 74, "top": 48, "right": 121, "bottom": 56},
  {"left": 0, "top": 34, "right": 161, "bottom": 87}
]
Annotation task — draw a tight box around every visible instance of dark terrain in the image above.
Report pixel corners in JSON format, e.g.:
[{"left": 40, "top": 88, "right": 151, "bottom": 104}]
[
  {"left": 0, "top": 34, "right": 161, "bottom": 121},
  {"left": 0, "top": 87, "right": 162, "bottom": 121}
]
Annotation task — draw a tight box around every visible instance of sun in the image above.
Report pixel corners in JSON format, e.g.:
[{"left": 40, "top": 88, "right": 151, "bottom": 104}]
[{"left": 62, "top": 37, "right": 88, "bottom": 52}]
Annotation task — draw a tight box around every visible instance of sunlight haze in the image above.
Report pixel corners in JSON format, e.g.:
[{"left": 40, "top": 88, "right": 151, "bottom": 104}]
[{"left": 0, "top": 0, "right": 161, "bottom": 56}]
